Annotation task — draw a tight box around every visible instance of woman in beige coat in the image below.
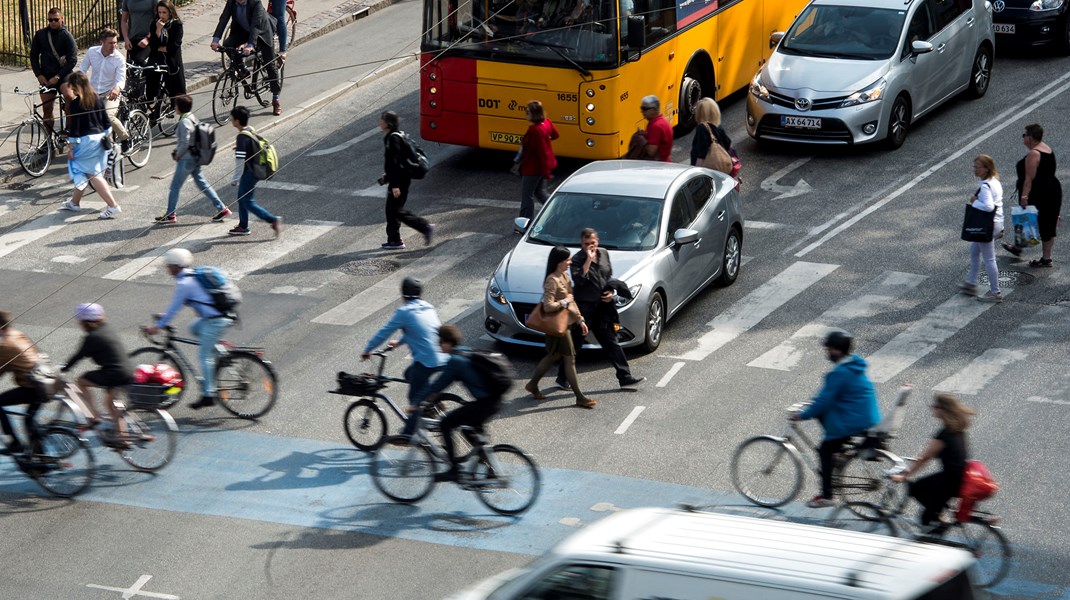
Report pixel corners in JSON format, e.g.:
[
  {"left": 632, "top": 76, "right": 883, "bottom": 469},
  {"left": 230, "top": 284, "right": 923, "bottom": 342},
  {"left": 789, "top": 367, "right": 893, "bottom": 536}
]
[{"left": 525, "top": 246, "right": 596, "bottom": 408}]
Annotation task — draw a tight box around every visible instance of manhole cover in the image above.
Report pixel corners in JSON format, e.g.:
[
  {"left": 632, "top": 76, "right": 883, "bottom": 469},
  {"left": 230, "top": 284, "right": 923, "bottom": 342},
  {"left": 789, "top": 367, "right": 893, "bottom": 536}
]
[
  {"left": 979, "top": 270, "right": 1034, "bottom": 287},
  {"left": 339, "top": 259, "right": 399, "bottom": 276}
]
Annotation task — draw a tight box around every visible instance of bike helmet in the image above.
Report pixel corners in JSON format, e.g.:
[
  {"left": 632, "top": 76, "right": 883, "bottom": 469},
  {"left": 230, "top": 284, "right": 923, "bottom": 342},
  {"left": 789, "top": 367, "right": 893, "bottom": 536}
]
[
  {"left": 823, "top": 329, "right": 853, "bottom": 354},
  {"left": 163, "top": 247, "right": 193, "bottom": 267},
  {"left": 74, "top": 303, "right": 105, "bottom": 322},
  {"left": 401, "top": 277, "right": 423, "bottom": 299}
]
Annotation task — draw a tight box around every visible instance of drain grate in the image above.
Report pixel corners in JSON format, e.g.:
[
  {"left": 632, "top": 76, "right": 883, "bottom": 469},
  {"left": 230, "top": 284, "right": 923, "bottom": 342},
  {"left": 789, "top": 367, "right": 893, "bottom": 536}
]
[
  {"left": 339, "top": 259, "right": 399, "bottom": 276},
  {"left": 979, "top": 270, "right": 1034, "bottom": 287}
]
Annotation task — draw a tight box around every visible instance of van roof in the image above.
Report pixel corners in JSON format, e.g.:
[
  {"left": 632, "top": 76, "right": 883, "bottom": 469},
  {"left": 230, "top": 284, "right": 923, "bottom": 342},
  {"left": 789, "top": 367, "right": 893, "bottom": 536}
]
[{"left": 553, "top": 508, "right": 974, "bottom": 598}]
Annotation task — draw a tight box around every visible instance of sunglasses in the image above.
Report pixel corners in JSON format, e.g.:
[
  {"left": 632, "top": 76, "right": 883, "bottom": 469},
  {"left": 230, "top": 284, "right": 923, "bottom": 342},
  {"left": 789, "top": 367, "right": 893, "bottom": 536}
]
[{"left": 48, "top": 17, "right": 61, "bottom": 22}]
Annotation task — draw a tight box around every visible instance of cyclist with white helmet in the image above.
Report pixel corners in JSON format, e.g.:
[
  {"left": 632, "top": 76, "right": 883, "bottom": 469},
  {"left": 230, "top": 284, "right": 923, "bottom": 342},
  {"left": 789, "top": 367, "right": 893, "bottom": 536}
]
[
  {"left": 144, "top": 248, "right": 234, "bottom": 409},
  {"left": 791, "top": 330, "right": 880, "bottom": 508},
  {"left": 62, "top": 303, "right": 133, "bottom": 445}
]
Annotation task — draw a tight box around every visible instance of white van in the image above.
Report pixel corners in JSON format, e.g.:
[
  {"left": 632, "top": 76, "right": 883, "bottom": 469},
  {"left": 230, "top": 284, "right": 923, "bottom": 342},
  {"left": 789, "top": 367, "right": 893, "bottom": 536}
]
[{"left": 448, "top": 507, "right": 977, "bottom": 600}]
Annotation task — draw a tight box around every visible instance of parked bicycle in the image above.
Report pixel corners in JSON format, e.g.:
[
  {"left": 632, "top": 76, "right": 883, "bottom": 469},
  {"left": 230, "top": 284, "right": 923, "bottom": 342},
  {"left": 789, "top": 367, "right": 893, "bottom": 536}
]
[
  {"left": 48, "top": 370, "right": 178, "bottom": 473},
  {"left": 371, "top": 413, "right": 541, "bottom": 516},
  {"left": 211, "top": 46, "right": 286, "bottom": 126},
  {"left": 129, "top": 323, "right": 278, "bottom": 420},
  {"left": 13, "top": 86, "right": 68, "bottom": 178},
  {"left": 1, "top": 370, "right": 95, "bottom": 498},
  {"left": 731, "top": 385, "right": 912, "bottom": 508},
  {"left": 116, "top": 86, "right": 153, "bottom": 169},
  {"left": 332, "top": 347, "right": 466, "bottom": 452},
  {"left": 125, "top": 62, "right": 179, "bottom": 137},
  {"left": 827, "top": 469, "right": 1011, "bottom": 588}
]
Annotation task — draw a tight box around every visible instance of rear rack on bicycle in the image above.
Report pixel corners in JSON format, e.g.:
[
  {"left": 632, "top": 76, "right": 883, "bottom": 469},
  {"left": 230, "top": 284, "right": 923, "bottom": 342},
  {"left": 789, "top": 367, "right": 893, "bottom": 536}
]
[{"left": 127, "top": 383, "right": 182, "bottom": 406}]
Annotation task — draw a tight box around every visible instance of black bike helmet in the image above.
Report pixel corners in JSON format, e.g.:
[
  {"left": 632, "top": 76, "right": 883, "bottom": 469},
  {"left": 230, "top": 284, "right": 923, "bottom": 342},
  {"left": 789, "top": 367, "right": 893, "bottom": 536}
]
[
  {"left": 823, "top": 330, "right": 853, "bottom": 354},
  {"left": 401, "top": 277, "right": 423, "bottom": 299}
]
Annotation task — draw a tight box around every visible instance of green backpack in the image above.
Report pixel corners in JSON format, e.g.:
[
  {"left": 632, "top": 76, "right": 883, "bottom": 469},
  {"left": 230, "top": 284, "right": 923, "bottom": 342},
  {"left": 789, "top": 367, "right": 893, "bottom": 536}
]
[{"left": 240, "top": 129, "right": 279, "bottom": 180}]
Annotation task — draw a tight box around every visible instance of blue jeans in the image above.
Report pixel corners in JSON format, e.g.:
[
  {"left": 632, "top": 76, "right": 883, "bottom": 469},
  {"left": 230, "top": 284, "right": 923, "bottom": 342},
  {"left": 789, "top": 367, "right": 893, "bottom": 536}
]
[
  {"left": 191, "top": 317, "right": 234, "bottom": 397},
  {"left": 168, "top": 155, "right": 225, "bottom": 217},
  {"left": 270, "top": 0, "right": 289, "bottom": 53},
  {"left": 237, "top": 170, "right": 277, "bottom": 229},
  {"left": 400, "top": 362, "right": 440, "bottom": 436}
]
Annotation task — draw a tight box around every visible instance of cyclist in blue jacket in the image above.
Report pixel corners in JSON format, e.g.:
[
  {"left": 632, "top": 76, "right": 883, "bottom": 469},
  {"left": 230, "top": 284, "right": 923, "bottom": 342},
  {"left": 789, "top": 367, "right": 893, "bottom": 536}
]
[{"left": 792, "top": 330, "right": 880, "bottom": 508}]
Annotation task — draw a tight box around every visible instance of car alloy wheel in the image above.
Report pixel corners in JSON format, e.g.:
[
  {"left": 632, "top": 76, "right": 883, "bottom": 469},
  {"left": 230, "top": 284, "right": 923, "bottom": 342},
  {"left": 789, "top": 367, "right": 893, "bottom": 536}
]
[
  {"left": 885, "top": 96, "right": 910, "bottom": 150},
  {"left": 716, "top": 228, "right": 742, "bottom": 286},
  {"left": 966, "top": 47, "right": 991, "bottom": 99},
  {"left": 642, "top": 293, "right": 665, "bottom": 353}
]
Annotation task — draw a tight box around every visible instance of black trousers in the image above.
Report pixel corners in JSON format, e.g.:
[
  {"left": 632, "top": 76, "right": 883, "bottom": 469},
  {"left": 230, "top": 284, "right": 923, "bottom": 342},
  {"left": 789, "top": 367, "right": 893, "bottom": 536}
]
[
  {"left": 0, "top": 385, "right": 46, "bottom": 447},
  {"left": 557, "top": 301, "right": 632, "bottom": 383},
  {"left": 819, "top": 437, "right": 849, "bottom": 500},
  {"left": 909, "top": 472, "right": 958, "bottom": 525},
  {"left": 223, "top": 34, "right": 281, "bottom": 95},
  {"left": 385, "top": 182, "right": 430, "bottom": 243},
  {"left": 438, "top": 400, "right": 498, "bottom": 466}
]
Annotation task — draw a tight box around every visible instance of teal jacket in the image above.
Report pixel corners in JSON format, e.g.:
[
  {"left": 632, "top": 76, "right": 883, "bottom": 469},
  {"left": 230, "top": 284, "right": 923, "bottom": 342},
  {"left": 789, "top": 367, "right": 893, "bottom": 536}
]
[{"left": 799, "top": 354, "right": 880, "bottom": 440}]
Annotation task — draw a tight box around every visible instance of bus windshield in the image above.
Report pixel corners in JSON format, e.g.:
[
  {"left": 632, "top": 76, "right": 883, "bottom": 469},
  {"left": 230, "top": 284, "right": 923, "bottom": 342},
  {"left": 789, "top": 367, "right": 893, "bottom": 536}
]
[{"left": 423, "top": 0, "right": 621, "bottom": 67}]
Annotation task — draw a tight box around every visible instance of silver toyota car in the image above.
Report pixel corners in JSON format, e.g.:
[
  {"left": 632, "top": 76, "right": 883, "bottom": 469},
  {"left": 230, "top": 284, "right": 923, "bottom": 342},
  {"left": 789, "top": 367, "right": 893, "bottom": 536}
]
[
  {"left": 483, "top": 161, "right": 743, "bottom": 352},
  {"left": 746, "top": 0, "right": 994, "bottom": 148}
]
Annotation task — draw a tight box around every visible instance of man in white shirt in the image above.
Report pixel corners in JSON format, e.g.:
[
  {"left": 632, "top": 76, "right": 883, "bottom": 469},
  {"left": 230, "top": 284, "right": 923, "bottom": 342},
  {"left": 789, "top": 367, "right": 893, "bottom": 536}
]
[{"left": 77, "top": 28, "right": 128, "bottom": 141}]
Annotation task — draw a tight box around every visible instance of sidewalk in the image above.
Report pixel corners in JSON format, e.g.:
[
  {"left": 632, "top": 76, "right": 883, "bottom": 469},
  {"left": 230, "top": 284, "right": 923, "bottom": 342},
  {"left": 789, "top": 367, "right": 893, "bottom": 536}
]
[{"left": 0, "top": 0, "right": 397, "bottom": 181}]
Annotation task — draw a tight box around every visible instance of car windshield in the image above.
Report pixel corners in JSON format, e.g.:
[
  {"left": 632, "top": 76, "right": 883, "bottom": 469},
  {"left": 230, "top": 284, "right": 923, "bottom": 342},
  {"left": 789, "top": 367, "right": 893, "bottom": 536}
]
[
  {"left": 780, "top": 5, "right": 906, "bottom": 60},
  {"left": 527, "top": 192, "right": 662, "bottom": 251}
]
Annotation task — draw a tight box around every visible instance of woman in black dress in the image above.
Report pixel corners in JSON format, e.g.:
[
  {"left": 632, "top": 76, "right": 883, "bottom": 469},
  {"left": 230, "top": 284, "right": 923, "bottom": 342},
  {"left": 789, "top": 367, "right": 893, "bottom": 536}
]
[
  {"left": 892, "top": 393, "right": 973, "bottom": 527},
  {"left": 1003, "top": 123, "right": 1062, "bottom": 267},
  {"left": 148, "top": 0, "right": 187, "bottom": 121}
]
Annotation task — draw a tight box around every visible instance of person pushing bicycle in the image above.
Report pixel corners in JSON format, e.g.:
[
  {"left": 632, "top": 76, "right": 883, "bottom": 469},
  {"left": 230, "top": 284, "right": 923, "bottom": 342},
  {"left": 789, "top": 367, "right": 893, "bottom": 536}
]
[
  {"left": 419, "top": 325, "right": 505, "bottom": 483},
  {"left": 0, "top": 310, "right": 53, "bottom": 456},
  {"left": 791, "top": 330, "right": 880, "bottom": 508},
  {"left": 62, "top": 303, "right": 135, "bottom": 447}
]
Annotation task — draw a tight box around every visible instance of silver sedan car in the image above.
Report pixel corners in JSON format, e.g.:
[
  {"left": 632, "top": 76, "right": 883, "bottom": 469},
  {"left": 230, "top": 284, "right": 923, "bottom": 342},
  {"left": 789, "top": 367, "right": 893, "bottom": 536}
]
[
  {"left": 746, "top": 0, "right": 994, "bottom": 149},
  {"left": 483, "top": 160, "right": 743, "bottom": 352}
]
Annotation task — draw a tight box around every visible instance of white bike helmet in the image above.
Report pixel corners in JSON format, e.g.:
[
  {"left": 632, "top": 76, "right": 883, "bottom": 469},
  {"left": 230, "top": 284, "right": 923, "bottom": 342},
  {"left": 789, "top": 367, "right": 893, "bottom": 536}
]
[{"left": 163, "top": 247, "right": 193, "bottom": 267}]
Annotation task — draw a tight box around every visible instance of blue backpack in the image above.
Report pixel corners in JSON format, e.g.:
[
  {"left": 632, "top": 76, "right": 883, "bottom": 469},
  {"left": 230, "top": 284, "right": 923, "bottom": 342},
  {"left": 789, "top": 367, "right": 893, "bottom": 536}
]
[{"left": 191, "top": 266, "right": 242, "bottom": 317}]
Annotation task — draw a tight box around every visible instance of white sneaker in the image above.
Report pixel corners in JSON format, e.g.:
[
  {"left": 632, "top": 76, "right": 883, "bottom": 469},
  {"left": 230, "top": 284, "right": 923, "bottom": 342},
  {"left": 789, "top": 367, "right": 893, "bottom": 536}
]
[
  {"left": 977, "top": 291, "right": 1003, "bottom": 303},
  {"left": 58, "top": 199, "right": 81, "bottom": 211},
  {"left": 98, "top": 205, "right": 121, "bottom": 220}
]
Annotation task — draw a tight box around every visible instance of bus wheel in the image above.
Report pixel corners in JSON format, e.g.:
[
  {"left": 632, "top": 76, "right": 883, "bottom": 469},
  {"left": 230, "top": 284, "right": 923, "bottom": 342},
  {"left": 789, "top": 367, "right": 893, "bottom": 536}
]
[{"left": 676, "top": 74, "right": 703, "bottom": 135}]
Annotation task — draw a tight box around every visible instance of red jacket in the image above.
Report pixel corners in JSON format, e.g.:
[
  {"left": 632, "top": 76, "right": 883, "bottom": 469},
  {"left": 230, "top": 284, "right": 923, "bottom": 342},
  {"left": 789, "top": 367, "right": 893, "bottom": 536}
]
[{"left": 519, "top": 119, "right": 559, "bottom": 178}]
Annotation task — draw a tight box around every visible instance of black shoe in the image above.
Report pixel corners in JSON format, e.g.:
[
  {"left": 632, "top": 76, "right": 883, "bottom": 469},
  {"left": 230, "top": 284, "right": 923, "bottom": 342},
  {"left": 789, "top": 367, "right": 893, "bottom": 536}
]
[
  {"left": 434, "top": 469, "right": 459, "bottom": 483},
  {"left": 619, "top": 376, "right": 646, "bottom": 388},
  {"left": 555, "top": 378, "right": 572, "bottom": 391},
  {"left": 190, "top": 396, "right": 216, "bottom": 410}
]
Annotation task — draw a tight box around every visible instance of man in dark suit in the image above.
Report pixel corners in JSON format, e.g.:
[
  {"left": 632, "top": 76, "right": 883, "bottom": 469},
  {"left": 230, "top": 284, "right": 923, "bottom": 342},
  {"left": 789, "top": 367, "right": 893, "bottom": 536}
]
[{"left": 210, "top": 0, "right": 283, "bottom": 115}]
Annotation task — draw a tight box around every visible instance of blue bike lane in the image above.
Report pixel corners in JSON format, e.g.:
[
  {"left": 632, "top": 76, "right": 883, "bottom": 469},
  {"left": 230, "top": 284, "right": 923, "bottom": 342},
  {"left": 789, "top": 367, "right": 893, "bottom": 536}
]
[{"left": 0, "top": 427, "right": 1060, "bottom": 599}]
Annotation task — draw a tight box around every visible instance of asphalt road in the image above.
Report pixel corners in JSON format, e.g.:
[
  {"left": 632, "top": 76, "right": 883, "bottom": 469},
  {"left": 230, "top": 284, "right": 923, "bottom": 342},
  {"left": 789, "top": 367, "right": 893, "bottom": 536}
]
[{"left": 1, "top": 2, "right": 1069, "bottom": 598}]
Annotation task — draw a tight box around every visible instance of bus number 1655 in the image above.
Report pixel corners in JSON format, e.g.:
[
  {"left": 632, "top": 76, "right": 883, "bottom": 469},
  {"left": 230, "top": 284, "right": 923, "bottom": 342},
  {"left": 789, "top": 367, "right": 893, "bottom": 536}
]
[{"left": 557, "top": 93, "right": 578, "bottom": 103}]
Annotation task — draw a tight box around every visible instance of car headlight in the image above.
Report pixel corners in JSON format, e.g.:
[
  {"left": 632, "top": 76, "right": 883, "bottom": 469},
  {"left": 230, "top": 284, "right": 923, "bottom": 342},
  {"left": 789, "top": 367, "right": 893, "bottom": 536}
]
[
  {"left": 749, "top": 72, "right": 771, "bottom": 103},
  {"left": 488, "top": 277, "right": 507, "bottom": 305},
  {"left": 614, "top": 284, "right": 642, "bottom": 308},
  {"left": 840, "top": 78, "right": 887, "bottom": 108},
  {"left": 1031, "top": 0, "right": 1064, "bottom": 10}
]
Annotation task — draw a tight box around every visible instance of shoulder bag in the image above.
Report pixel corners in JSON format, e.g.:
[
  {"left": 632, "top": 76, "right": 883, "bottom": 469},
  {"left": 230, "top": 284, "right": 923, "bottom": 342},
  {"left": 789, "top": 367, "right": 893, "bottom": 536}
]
[
  {"left": 526, "top": 302, "right": 570, "bottom": 336},
  {"left": 700, "top": 123, "right": 732, "bottom": 174},
  {"left": 961, "top": 184, "right": 996, "bottom": 243}
]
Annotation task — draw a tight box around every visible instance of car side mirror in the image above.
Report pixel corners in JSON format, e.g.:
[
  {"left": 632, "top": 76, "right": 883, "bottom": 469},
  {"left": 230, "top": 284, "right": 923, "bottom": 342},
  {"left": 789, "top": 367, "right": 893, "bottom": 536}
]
[
  {"left": 624, "top": 16, "right": 645, "bottom": 62},
  {"left": 910, "top": 40, "right": 934, "bottom": 56},
  {"left": 769, "top": 31, "right": 785, "bottom": 49},
  {"left": 514, "top": 217, "right": 530, "bottom": 234},
  {"left": 673, "top": 228, "right": 699, "bottom": 246}
]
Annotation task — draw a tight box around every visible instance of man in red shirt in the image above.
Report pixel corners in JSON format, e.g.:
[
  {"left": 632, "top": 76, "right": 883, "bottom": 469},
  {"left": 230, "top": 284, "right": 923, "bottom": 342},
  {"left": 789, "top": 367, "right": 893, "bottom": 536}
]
[{"left": 641, "top": 95, "right": 673, "bottom": 162}]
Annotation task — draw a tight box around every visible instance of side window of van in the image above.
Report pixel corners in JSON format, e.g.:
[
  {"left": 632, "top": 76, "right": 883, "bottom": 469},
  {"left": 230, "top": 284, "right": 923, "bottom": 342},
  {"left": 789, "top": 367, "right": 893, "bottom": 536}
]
[
  {"left": 518, "top": 565, "right": 617, "bottom": 600},
  {"left": 931, "top": 0, "right": 968, "bottom": 30},
  {"left": 902, "top": 1, "right": 935, "bottom": 58}
]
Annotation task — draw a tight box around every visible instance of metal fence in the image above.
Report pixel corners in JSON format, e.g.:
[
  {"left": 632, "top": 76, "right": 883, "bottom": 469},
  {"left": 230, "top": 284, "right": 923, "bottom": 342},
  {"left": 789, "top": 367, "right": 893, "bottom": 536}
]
[{"left": 0, "top": 0, "right": 120, "bottom": 67}]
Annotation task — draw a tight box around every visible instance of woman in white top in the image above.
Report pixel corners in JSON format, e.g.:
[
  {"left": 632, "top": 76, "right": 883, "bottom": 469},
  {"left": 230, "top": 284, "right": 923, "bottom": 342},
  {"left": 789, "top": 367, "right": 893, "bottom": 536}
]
[{"left": 961, "top": 154, "right": 1004, "bottom": 303}]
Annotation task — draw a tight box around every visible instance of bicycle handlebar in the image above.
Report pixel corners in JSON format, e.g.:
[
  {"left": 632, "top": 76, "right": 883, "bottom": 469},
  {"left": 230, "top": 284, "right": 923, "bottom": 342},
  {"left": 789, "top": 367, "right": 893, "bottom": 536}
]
[
  {"left": 127, "top": 63, "right": 170, "bottom": 73},
  {"left": 14, "top": 86, "right": 57, "bottom": 95}
]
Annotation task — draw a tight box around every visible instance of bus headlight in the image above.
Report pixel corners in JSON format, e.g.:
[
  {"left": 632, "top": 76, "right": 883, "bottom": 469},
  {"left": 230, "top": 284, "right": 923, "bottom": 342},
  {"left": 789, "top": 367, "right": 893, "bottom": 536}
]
[{"left": 586, "top": 103, "right": 595, "bottom": 112}]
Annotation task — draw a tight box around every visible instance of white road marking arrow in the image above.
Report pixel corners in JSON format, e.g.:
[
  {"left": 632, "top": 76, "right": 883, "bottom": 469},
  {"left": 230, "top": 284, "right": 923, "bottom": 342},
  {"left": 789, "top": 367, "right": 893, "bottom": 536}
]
[{"left": 760, "top": 157, "right": 813, "bottom": 200}]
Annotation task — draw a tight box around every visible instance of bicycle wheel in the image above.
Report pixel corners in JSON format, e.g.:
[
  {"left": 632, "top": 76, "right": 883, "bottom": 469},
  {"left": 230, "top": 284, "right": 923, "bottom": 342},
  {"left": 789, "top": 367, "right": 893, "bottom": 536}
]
[
  {"left": 730, "top": 436, "right": 804, "bottom": 508},
  {"left": 826, "top": 501, "right": 897, "bottom": 535},
  {"left": 128, "top": 347, "right": 187, "bottom": 408},
  {"left": 471, "top": 444, "right": 540, "bottom": 516},
  {"left": 212, "top": 71, "right": 239, "bottom": 125},
  {"left": 117, "top": 408, "right": 178, "bottom": 472},
  {"left": 15, "top": 120, "right": 52, "bottom": 177},
  {"left": 946, "top": 518, "right": 1011, "bottom": 588},
  {"left": 837, "top": 448, "right": 902, "bottom": 508},
  {"left": 156, "top": 99, "right": 179, "bottom": 137},
  {"left": 215, "top": 351, "right": 278, "bottom": 419},
  {"left": 250, "top": 61, "right": 271, "bottom": 108},
  {"left": 344, "top": 398, "right": 387, "bottom": 452},
  {"left": 125, "top": 109, "right": 152, "bottom": 168},
  {"left": 287, "top": 7, "right": 297, "bottom": 43},
  {"left": 371, "top": 435, "right": 437, "bottom": 503},
  {"left": 28, "top": 427, "right": 95, "bottom": 498}
]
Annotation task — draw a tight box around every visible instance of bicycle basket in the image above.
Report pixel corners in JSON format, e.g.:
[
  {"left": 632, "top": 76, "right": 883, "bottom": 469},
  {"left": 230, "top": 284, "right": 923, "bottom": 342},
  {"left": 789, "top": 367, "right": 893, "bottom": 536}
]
[
  {"left": 127, "top": 383, "right": 183, "bottom": 406},
  {"left": 337, "top": 371, "right": 381, "bottom": 396}
]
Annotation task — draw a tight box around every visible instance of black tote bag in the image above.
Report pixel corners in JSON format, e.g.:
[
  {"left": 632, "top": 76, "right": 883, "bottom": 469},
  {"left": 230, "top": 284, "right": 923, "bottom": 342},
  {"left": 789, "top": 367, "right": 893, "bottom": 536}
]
[{"left": 961, "top": 204, "right": 996, "bottom": 242}]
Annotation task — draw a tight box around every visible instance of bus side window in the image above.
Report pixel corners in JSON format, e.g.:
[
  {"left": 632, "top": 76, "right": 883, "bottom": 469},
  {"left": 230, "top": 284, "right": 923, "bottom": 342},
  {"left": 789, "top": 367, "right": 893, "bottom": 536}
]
[{"left": 641, "top": 0, "right": 676, "bottom": 44}]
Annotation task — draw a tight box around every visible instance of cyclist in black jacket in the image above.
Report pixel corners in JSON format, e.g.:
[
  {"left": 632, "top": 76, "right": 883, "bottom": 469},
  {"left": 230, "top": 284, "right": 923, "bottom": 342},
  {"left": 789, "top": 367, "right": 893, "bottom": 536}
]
[
  {"left": 62, "top": 304, "right": 133, "bottom": 445},
  {"left": 29, "top": 8, "right": 78, "bottom": 135}
]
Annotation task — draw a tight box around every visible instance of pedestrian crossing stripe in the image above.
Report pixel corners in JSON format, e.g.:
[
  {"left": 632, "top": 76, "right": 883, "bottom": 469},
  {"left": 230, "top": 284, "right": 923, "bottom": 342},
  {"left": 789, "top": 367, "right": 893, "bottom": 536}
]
[{"left": 0, "top": 202, "right": 108, "bottom": 259}]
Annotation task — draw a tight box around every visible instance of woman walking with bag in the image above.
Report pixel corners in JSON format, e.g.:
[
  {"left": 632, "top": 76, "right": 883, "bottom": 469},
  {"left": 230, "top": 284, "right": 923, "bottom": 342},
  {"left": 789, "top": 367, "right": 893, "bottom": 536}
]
[
  {"left": 517, "top": 100, "right": 558, "bottom": 221},
  {"left": 961, "top": 155, "right": 1003, "bottom": 303},
  {"left": 524, "top": 246, "right": 596, "bottom": 408},
  {"left": 57, "top": 71, "right": 122, "bottom": 219},
  {"left": 1003, "top": 123, "right": 1062, "bottom": 267},
  {"left": 689, "top": 97, "right": 731, "bottom": 171}
]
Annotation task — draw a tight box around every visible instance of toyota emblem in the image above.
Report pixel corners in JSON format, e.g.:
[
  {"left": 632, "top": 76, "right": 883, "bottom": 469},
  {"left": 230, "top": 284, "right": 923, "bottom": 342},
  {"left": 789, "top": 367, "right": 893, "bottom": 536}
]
[
  {"left": 993, "top": 0, "right": 1005, "bottom": 11},
  {"left": 795, "top": 97, "right": 812, "bottom": 112}
]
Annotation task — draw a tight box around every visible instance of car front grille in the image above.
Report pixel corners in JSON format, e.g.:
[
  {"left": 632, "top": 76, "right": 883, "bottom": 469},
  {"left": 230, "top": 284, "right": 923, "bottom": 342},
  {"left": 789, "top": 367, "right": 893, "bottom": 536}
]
[
  {"left": 757, "top": 114, "right": 854, "bottom": 143},
  {"left": 511, "top": 302, "right": 537, "bottom": 327},
  {"left": 768, "top": 91, "right": 850, "bottom": 112}
]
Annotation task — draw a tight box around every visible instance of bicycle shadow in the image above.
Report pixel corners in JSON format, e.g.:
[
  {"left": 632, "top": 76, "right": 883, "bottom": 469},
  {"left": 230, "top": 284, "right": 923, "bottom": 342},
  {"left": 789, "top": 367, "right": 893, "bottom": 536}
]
[
  {"left": 225, "top": 447, "right": 370, "bottom": 492},
  {"left": 0, "top": 469, "right": 81, "bottom": 511}
]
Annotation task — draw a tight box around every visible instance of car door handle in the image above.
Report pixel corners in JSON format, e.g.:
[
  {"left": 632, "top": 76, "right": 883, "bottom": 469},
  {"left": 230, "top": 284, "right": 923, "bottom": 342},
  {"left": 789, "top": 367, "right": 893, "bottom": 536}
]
[
  {"left": 936, "top": 43, "right": 946, "bottom": 52},
  {"left": 966, "top": 17, "right": 975, "bottom": 26},
  {"left": 717, "top": 210, "right": 726, "bottom": 221}
]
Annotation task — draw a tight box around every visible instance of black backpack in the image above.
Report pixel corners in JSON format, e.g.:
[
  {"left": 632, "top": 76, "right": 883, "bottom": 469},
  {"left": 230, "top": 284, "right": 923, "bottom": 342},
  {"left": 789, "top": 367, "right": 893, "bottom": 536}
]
[
  {"left": 466, "top": 351, "right": 513, "bottom": 398},
  {"left": 391, "top": 131, "right": 431, "bottom": 179}
]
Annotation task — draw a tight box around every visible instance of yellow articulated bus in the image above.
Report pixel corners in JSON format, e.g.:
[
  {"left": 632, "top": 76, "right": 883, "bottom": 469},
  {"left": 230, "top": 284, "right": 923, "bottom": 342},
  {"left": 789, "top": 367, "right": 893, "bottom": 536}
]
[{"left": 419, "top": 0, "right": 810, "bottom": 159}]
